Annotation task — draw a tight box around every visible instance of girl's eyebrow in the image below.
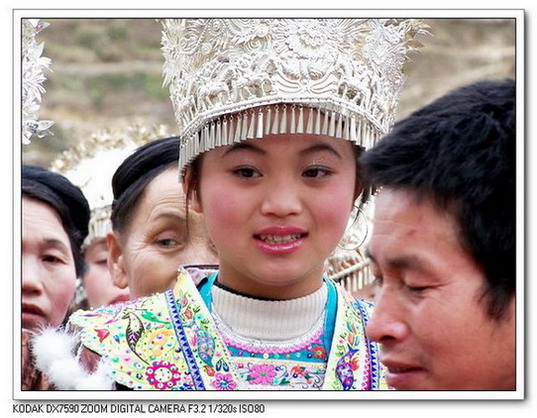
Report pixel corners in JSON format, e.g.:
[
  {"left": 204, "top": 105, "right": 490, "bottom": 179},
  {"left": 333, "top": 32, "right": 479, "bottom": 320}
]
[
  {"left": 300, "top": 143, "right": 343, "bottom": 159},
  {"left": 222, "top": 143, "right": 266, "bottom": 158}
]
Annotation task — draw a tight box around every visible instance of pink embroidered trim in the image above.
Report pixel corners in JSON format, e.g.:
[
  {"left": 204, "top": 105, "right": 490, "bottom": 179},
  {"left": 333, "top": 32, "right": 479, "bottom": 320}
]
[{"left": 220, "top": 325, "right": 324, "bottom": 355}]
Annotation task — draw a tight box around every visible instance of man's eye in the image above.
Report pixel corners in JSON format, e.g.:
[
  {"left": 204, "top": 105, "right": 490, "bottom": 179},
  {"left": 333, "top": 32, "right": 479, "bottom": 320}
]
[
  {"left": 233, "top": 167, "right": 261, "bottom": 179},
  {"left": 42, "top": 255, "right": 62, "bottom": 264},
  {"left": 406, "top": 285, "right": 429, "bottom": 294}
]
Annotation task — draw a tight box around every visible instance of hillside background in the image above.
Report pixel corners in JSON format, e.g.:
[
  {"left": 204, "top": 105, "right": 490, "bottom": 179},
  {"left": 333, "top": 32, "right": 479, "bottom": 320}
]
[{"left": 21, "top": 18, "right": 516, "bottom": 166}]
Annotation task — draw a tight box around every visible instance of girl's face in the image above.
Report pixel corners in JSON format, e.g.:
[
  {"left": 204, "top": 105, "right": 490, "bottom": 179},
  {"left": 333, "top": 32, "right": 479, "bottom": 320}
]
[{"left": 189, "top": 134, "right": 359, "bottom": 299}]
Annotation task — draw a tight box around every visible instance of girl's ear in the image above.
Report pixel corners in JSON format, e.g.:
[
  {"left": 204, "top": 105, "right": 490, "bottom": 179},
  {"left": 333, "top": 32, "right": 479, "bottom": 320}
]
[
  {"left": 182, "top": 168, "right": 203, "bottom": 213},
  {"left": 353, "top": 178, "right": 364, "bottom": 203},
  {"left": 106, "top": 232, "right": 128, "bottom": 289}
]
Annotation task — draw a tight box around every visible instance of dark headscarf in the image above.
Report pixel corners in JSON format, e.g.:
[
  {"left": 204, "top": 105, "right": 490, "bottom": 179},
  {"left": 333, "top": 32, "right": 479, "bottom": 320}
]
[{"left": 111, "top": 136, "right": 180, "bottom": 234}]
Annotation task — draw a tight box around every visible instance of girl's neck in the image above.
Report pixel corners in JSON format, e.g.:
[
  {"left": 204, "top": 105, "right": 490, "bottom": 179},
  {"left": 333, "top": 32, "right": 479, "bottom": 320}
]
[
  {"left": 215, "top": 265, "right": 325, "bottom": 301},
  {"left": 211, "top": 281, "right": 328, "bottom": 341}
]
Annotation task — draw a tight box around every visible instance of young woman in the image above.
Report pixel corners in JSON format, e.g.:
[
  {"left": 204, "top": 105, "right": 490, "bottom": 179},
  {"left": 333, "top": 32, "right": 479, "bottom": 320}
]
[{"left": 38, "top": 18, "right": 425, "bottom": 391}]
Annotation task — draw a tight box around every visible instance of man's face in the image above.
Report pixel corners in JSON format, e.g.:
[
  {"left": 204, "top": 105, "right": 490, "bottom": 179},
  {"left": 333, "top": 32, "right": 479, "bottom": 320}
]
[{"left": 366, "top": 189, "right": 515, "bottom": 390}]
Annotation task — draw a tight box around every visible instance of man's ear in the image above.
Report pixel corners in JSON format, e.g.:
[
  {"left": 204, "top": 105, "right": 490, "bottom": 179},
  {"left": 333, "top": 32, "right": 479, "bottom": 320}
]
[
  {"left": 106, "top": 231, "right": 128, "bottom": 289},
  {"left": 182, "top": 168, "right": 203, "bottom": 213}
]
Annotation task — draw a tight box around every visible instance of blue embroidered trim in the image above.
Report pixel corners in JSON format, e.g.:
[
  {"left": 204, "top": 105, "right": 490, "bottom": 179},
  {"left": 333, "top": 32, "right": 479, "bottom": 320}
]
[
  {"left": 355, "top": 299, "right": 381, "bottom": 390},
  {"left": 322, "top": 278, "right": 337, "bottom": 354},
  {"left": 164, "top": 289, "right": 206, "bottom": 390}
]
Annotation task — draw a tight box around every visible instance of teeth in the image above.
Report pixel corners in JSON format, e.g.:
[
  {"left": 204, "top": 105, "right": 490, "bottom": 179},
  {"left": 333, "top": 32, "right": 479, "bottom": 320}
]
[{"left": 258, "top": 234, "right": 302, "bottom": 244}]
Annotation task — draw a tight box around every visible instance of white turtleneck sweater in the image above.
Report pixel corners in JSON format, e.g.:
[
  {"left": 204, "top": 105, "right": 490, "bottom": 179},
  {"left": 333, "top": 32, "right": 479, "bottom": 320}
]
[{"left": 210, "top": 283, "right": 329, "bottom": 390}]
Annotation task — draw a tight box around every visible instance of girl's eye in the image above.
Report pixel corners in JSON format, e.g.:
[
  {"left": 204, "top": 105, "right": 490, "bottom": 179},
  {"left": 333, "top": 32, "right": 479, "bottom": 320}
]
[
  {"left": 303, "top": 167, "right": 331, "bottom": 178},
  {"left": 233, "top": 166, "right": 261, "bottom": 179}
]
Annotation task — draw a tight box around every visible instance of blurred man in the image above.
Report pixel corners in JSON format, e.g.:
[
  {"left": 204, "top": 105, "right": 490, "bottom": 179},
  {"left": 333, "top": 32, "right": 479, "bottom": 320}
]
[{"left": 360, "top": 79, "right": 516, "bottom": 390}]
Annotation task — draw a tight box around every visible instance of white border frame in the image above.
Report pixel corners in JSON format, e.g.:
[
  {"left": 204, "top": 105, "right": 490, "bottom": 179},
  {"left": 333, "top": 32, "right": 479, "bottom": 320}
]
[{"left": 12, "top": 9, "right": 525, "bottom": 402}]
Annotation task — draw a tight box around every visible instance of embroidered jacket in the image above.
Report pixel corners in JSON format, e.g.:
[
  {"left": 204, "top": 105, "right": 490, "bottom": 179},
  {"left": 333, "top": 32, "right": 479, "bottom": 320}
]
[{"left": 68, "top": 267, "right": 389, "bottom": 390}]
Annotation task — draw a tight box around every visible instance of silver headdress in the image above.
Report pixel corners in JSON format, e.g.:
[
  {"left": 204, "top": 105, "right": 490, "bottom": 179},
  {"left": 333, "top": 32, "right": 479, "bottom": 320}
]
[
  {"left": 325, "top": 197, "right": 376, "bottom": 294},
  {"left": 50, "top": 124, "right": 176, "bottom": 248},
  {"left": 161, "top": 18, "right": 427, "bottom": 175},
  {"left": 22, "top": 19, "right": 54, "bottom": 145}
]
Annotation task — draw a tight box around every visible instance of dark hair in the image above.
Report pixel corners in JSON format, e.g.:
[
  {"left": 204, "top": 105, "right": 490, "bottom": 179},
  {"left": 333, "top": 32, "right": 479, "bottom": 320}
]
[
  {"left": 111, "top": 136, "right": 181, "bottom": 234},
  {"left": 22, "top": 165, "right": 91, "bottom": 277},
  {"left": 360, "top": 79, "right": 516, "bottom": 320}
]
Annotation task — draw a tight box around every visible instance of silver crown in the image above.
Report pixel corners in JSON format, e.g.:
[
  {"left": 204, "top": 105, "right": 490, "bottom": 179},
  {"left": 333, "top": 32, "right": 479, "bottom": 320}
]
[
  {"left": 161, "top": 18, "right": 427, "bottom": 174},
  {"left": 22, "top": 19, "right": 54, "bottom": 145}
]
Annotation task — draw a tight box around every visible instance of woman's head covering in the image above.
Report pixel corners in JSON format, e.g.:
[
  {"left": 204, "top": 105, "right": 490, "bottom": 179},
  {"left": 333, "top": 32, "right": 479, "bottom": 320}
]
[
  {"left": 161, "top": 18, "right": 428, "bottom": 176},
  {"left": 22, "top": 165, "right": 90, "bottom": 276},
  {"left": 109, "top": 135, "right": 181, "bottom": 234}
]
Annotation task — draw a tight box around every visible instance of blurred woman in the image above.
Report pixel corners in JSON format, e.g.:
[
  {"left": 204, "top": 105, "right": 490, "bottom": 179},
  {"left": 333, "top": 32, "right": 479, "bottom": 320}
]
[
  {"left": 106, "top": 135, "right": 219, "bottom": 298},
  {"left": 22, "top": 165, "right": 90, "bottom": 389}
]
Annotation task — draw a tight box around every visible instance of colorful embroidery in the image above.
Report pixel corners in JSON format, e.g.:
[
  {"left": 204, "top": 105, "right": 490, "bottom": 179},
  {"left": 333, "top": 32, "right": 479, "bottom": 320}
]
[{"left": 68, "top": 269, "right": 388, "bottom": 390}]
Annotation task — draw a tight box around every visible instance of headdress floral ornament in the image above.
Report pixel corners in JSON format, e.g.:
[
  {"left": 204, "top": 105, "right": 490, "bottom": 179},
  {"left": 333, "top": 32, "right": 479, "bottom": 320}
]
[
  {"left": 325, "top": 200, "right": 376, "bottom": 293},
  {"left": 22, "top": 19, "right": 54, "bottom": 145},
  {"left": 50, "top": 124, "right": 176, "bottom": 248},
  {"left": 161, "top": 18, "right": 428, "bottom": 176}
]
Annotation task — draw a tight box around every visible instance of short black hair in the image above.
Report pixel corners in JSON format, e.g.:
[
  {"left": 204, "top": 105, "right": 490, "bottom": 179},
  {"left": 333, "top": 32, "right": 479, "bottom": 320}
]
[
  {"left": 111, "top": 136, "right": 180, "bottom": 234},
  {"left": 22, "top": 165, "right": 91, "bottom": 277},
  {"left": 360, "top": 78, "right": 516, "bottom": 320}
]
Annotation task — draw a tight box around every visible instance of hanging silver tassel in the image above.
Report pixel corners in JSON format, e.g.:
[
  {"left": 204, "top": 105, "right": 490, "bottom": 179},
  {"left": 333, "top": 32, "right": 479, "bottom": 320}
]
[
  {"left": 315, "top": 108, "right": 321, "bottom": 135},
  {"left": 200, "top": 123, "right": 207, "bottom": 152},
  {"left": 343, "top": 116, "right": 350, "bottom": 140},
  {"left": 306, "top": 107, "right": 314, "bottom": 134},
  {"left": 290, "top": 106, "right": 296, "bottom": 134},
  {"left": 272, "top": 106, "right": 279, "bottom": 135},
  {"left": 241, "top": 111, "right": 249, "bottom": 140},
  {"left": 221, "top": 118, "right": 228, "bottom": 147},
  {"left": 297, "top": 106, "right": 304, "bottom": 134},
  {"left": 209, "top": 122, "right": 216, "bottom": 149},
  {"left": 328, "top": 111, "right": 336, "bottom": 137},
  {"left": 264, "top": 108, "right": 272, "bottom": 136},
  {"left": 279, "top": 105, "right": 287, "bottom": 134},
  {"left": 256, "top": 109, "right": 264, "bottom": 139},
  {"left": 350, "top": 117, "right": 357, "bottom": 142},
  {"left": 178, "top": 143, "right": 185, "bottom": 172},
  {"left": 234, "top": 114, "right": 241, "bottom": 143},
  {"left": 336, "top": 112, "right": 343, "bottom": 138},
  {"left": 322, "top": 110, "right": 329, "bottom": 135},
  {"left": 247, "top": 111, "right": 256, "bottom": 139},
  {"left": 215, "top": 120, "right": 221, "bottom": 148}
]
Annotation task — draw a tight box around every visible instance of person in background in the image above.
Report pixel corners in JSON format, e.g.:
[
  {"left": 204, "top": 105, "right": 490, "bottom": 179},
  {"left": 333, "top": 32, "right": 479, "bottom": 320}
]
[
  {"left": 106, "top": 135, "right": 219, "bottom": 299},
  {"left": 22, "top": 165, "right": 90, "bottom": 389},
  {"left": 360, "top": 79, "right": 516, "bottom": 390},
  {"left": 49, "top": 128, "right": 148, "bottom": 310}
]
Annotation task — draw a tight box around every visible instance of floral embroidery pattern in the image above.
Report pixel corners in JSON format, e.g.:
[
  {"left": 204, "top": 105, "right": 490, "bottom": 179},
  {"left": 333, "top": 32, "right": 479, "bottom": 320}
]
[
  {"left": 145, "top": 361, "right": 182, "bottom": 390},
  {"left": 210, "top": 373, "right": 238, "bottom": 390},
  {"left": 247, "top": 364, "right": 277, "bottom": 386},
  {"left": 147, "top": 328, "right": 175, "bottom": 358}
]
